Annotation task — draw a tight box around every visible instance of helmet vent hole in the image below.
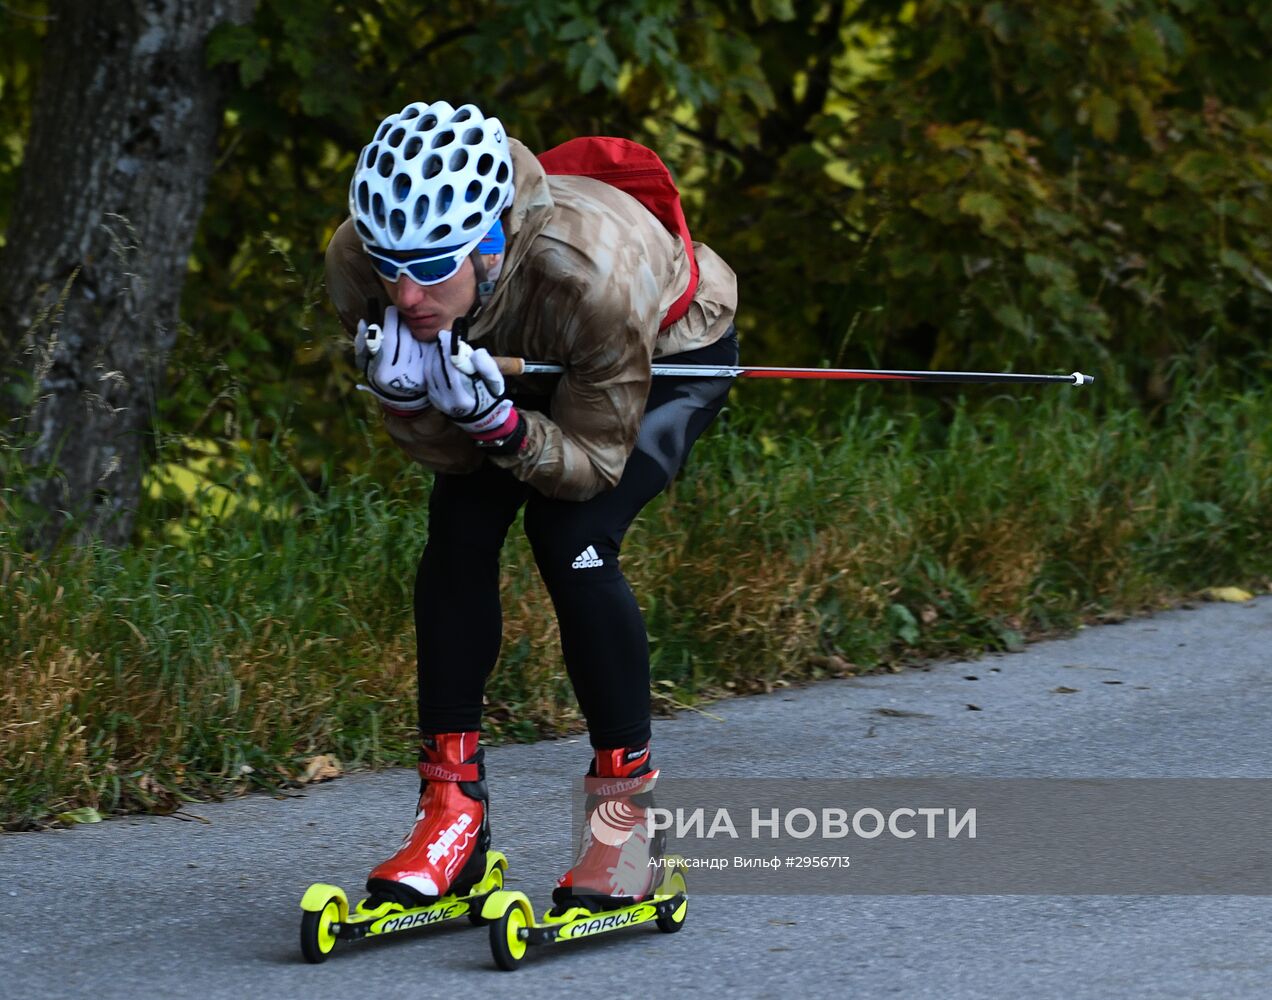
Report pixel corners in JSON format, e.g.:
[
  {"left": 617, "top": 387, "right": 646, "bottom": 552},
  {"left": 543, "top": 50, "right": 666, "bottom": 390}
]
[
  {"left": 404, "top": 136, "right": 423, "bottom": 159},
  {"left": 430, "top": 129, "right": 456, "bottom": 149},
  {"left": 465, "top": 180, "right": 482, "bottom": 202},
  {"left": 437, "top": 184, "right": 454, "bottom": 214},
  {"left": 453, "top": 108, "right": 473, "bottom": 123},
  {"left": 463, "top": 127, "right": 483, "bottom": 145},
  {"left": 364, "top": 144, "right": 379, "bottom": 168},
  {"left": 484, "top": 188, "right": 501, "bottom": 212},
  {"left": 357, "top": 181, "right": 370, "bottom": 213},
  {"left": 371, "top": 193, "right": 387, "bottom": 228},
  {"left": 392, "top": 173, "right": 412, "bottom": 202},
  {"left": 462, "top": 212, "right": 482, "bottom": 231},
  {"left": 424, "top": 154, "right": 443, "bottom": 180},
  {"left": 495, "top": 162, "right": 510, "bottom": 184},
  {"left": 388, "top": 127, "right": 406, "bottom": 148},
  {"left": 355, "top": 220, "right": 374, "bottom": 242},
  {"left": 476, "top": 153, "right": 493, "bottom": 176},
  {"left": 420, "top": 114, "right": 438, "bottom": 131},
  {"left": 449, "top": 148, "right": 469, "bottom": 171},
  {"left": 376, "top": 121, "right": 392, "bottom": 140},
  {"left": 413, "top": 195, "right": 429, "bottom": 226},
  {"left": 428, "top": 224, "right": 452, "bottom": 242},
  {"left": 389, "top": 209, "right": 406, "bottom": 240},
  {"left": 400, "top": 105, "right": 421, "bottom": 120},
  {"left": 377, "top": 152, "right": 394, "bottom": 177}
]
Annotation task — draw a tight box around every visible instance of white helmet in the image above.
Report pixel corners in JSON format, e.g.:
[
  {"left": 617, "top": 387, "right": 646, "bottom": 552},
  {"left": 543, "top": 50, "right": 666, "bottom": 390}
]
[{"left": 349, "top": 101, "right": 513, "bottom": 261}]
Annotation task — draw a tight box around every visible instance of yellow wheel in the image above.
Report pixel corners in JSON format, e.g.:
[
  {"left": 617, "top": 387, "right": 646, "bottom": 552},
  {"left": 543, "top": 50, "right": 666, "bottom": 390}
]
[
  {"left": 467, "top": 863, "right": 504, "bottom": 926},
  {"left": 490, "top": 902, "right": 530, "bottom": 971},
  {"left": 656, "top": 870, "right": 688, "bottom": 934},
  {"left": 300, "top": 895, "right": 342, "bottom": 963}
]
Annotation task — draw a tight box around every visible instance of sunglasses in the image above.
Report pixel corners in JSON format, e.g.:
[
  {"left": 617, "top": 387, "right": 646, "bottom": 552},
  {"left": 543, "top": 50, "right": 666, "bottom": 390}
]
[{"left": 364, "top": 242, "right": 473, "bottom": 285}]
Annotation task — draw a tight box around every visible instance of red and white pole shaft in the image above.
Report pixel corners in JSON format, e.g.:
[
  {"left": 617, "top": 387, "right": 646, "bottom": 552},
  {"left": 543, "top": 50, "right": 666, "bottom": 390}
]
[{"left": 494, "top": 358, "right": 1094, "bottom": 386}]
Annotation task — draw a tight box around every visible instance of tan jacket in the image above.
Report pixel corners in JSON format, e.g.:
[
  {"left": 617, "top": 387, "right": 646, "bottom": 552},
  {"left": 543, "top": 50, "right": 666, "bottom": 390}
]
[{"left": 325, "top": 137, "right": 738, "bottom": 500}]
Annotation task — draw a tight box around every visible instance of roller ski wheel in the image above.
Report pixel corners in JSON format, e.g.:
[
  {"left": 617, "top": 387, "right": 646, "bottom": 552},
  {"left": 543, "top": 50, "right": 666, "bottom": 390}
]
[
  {"left": 300, "top": 892, "right": 342, "bottom": 963},
  {"left": 489, "top": 897, "right": 533, "bottom": 971},
  {"left": 482, "top": 855, "right": 688, "bottom": 971},
  {"left": 298, "top": 850, "right": 508, "bottom": 964}
]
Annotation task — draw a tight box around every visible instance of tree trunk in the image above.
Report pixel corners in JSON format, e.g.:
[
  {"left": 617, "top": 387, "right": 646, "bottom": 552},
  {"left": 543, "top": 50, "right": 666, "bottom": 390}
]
[{"left": 0, "top": 0, "right": 256, "bottom": 550}]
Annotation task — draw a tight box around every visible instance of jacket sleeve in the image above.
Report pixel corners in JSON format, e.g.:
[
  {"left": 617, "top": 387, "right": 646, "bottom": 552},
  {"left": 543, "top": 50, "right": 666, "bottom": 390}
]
[
  {"left": 489, "top": 262, "right": 657, "bottom": 501},
  {"left": 381, "top": 411, "right": 485, "bottom": 475}
]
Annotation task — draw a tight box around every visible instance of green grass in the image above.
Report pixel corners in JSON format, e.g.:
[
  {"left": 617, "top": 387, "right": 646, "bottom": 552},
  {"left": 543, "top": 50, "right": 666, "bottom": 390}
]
[{"left": 3, "top": 387, "right": 1270, "bottom": 828}]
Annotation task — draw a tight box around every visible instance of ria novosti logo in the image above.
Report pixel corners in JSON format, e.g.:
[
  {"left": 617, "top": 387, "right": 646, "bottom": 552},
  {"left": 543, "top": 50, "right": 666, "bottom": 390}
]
[{"left": 589, "top": 800, "right": 648, "bottom": 846}]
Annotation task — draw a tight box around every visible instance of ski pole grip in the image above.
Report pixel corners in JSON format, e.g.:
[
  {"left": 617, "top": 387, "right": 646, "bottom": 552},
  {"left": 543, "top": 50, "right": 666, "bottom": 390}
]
[{"left": 495, "top": 356, "right": 526, "bottom": 377}]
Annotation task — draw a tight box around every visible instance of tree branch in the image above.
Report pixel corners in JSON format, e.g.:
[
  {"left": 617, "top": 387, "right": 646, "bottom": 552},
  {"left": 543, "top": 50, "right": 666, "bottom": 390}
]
[
  {"left": 0, "top": 2, "right": 57, "bottom": 21},
  {"left": 382, "top": 23, "right": 480, "bottom": 99},
  {"left": 797, "top": 5, "right": 846, "bottom": 123},
  {"left": 672, "top": 119, "right": 745, "bottom": 160}
]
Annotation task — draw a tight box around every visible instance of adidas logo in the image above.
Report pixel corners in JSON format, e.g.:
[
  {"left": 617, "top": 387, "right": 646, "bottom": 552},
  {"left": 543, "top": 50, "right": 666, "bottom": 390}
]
[{"left": 571, "top": 545, "right": 604, "bottom": 570}]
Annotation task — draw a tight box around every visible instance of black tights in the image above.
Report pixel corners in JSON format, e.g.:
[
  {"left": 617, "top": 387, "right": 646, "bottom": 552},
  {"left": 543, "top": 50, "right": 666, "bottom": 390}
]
[{"left": 415, "top": 329, "right": 738, "bottom": 749}]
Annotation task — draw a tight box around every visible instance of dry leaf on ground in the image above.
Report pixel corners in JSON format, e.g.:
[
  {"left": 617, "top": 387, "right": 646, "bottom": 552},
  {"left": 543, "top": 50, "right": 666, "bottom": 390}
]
[{"left": 299, "top": 754, "right": 343, "bottom": 784}]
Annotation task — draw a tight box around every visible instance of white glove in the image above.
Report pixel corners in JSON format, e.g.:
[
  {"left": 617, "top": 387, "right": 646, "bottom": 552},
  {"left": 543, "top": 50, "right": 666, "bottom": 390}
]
[
  {"left": 354, "top": 305, "right": 430, "bottom": 414},
  {"left": 423, "top": 328, "right": 520, "bottom": 443}
]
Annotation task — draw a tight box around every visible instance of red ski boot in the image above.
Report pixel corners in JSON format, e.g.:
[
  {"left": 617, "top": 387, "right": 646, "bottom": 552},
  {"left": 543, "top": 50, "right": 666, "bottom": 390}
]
[
  {"left": 551, "top": 743, "right": 665, "bottom": 914},
  {"left": 365, "top": 731, "right": 490, "bottom": 907}
]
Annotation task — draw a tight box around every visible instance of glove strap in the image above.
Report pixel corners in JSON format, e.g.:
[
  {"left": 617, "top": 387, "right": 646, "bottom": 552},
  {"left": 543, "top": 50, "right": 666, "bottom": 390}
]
[{"left": 471, "top": 408, "right": 527, "bottom": 454}]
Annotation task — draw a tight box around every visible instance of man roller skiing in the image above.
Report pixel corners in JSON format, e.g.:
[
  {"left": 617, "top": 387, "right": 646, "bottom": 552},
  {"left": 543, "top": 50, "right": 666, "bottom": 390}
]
[{"left": 324, "top": 100, "right": 737, "bottom": 914}]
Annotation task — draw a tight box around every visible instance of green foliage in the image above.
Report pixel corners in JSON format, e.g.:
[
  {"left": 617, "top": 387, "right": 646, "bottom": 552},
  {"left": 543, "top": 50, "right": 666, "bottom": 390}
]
[
  {"left": 5, "top": 388, "right": 1272, "bottom": 827},
  {"left": 827, "top": 0, "right": 1272, "bottom": 393},
  {"left": 9, "top": 0, "right": 1265, "bottom": 480},
  {"left": 5, "top": 2, "right": 1272, "bottom": 466}
]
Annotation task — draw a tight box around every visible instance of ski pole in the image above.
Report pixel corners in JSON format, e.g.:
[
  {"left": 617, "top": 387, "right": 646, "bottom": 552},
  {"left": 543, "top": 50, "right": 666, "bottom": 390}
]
[{"left": 492, "top": 358, "right": 1094, "bottom": 386}]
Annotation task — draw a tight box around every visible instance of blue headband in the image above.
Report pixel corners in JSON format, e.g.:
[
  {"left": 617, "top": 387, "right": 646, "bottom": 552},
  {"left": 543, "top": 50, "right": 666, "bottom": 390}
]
[{"left": 477, "top": 219, "right": 506, "bottom": 255}]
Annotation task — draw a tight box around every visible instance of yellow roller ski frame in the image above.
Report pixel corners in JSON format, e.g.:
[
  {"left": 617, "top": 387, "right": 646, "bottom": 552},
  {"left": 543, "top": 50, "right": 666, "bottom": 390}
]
[
  {"left": 299, "top": 850, "right": 508, "bottom": 963},
  {"left": 482, "top": 855, "right": 688, "bottom": 970}
]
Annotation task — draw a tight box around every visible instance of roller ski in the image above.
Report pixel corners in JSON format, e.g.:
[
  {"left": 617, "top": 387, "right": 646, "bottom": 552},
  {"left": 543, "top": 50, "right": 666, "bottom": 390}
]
[
  {"left": 481, "top": 745, "right": 689, "bottom": 970},
  {"left": 299, "top": 731, "right": 504, "bottom": 963},
  {"left": 300, "top": 851, "right": 507, "bottom": 963}
]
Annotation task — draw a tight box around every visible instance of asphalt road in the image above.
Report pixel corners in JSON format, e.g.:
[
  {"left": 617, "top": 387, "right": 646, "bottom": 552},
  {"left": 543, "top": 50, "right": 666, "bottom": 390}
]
[{"left": 2, "top": 597, "right": 1270, "bottom": 999}]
